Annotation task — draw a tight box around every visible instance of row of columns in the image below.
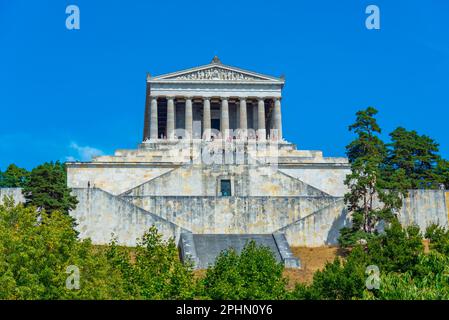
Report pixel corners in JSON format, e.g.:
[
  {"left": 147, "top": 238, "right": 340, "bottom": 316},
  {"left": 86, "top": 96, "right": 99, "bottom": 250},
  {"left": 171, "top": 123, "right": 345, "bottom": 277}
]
[{"left": 147, "top": 96, "right": 282, "bottom": 141}]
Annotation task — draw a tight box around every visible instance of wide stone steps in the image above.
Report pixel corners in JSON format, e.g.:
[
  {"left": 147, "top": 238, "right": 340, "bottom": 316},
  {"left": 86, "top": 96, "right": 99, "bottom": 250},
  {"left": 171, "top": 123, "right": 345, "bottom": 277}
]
[{"left": 179, "top": 233, "right": 300, "bottom": 269}]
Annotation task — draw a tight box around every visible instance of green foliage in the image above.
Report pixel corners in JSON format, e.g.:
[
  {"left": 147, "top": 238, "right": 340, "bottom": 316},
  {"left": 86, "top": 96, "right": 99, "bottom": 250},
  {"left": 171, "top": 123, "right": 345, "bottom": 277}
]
[
  {"left": 365, "top": 252, "right": 449, "bottom": 300},
  {"left": 425, "top": 224, "right": 449, "bottom": 255},
  {"left": 435, "top": 159, "right": 449, "bottom": 189},
  {"left": 341, "top": 108, "right": 449, "bottom": 247},
  {"left": 337, "top": 228, "right": 377, "bottom": 248},
  {"left": 365, "top": 221, "right": 424, "bottom": 273},
  {"left": 297, "top": 222, "right": 426, "bottom": 300},
  {"left": 341, "top": 107, "right": 401, "bottom": 246},
  {"left": 302, "top": 109, "right": 449, "bottom": 299},
  {"left": 0, "top": 198, "right": 127, "bottom": 299},
  {"left": 0, "top": 164, "right": 29, "bottom": 188},
  {"left": 292, "top": 252, "right": 367, "bottom": 300},
  {"left": 106, "top": 226, "right": 196, "bottom": 300},
  {"left": 384, "top": 127, "right": 443, "bottom": 189},
  {"left": 22, "top": 161, "right": 78, "bottom": 215},
  {"left": 2, "top": 196, "right": 449, "bottom": 300},
  {"left": 0, "top": 200, "right": 196, "bottom": 300},
  {"left": 346, "top": 107, "right": 386, "bottom": 164},
  {"left": 200, "top": 241, "right": 287, "bottom": 300}
]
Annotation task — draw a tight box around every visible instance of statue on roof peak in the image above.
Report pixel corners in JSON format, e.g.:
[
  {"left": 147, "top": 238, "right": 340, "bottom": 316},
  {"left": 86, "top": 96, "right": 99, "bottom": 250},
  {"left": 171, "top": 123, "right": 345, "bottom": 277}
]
[{"left": 211, "top": 56, "right": 222, "bottom": 64}]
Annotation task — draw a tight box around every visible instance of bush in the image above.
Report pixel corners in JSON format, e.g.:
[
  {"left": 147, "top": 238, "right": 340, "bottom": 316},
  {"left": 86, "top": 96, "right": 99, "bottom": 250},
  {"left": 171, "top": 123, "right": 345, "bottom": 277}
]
[
  {"left": 106, "top": 226, "right": 196, "bottom": 300},
  {"left": 292, "top": 246, "right": 368, "bottom": 300},
  {"left": 365, "top": 252, "right": 449, "bottom": 300},
  {"left": 0, "top": 198, "right": 125, "bottom": 299},
  {"left": 293, "top": 222, "right": 426, "bottom": 300},
  {"left": 365, "top": 221, "right": 424, "bottom": 273},
  {"left": 0, "top": 199, "right": 195, "bottom": 300},
  {"left": 425, "top": 224, "right": 449, "bottom": 255},
  {"left": 200, "top": 241, "right": 287, "bottom": 300},
  {"left": 338, "top": 227, "right": 378, "bottom": 248}
]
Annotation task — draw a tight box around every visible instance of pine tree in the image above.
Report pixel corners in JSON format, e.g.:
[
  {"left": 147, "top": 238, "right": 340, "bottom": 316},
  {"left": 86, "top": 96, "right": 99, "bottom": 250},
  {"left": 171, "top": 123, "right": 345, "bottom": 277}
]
[
  {"left": 435, "top": 159, "right": 449, "bottom": 189},
  {"left": 339, "top": 107, "right": 402, "bottom": 246},
  {"left": 0, "top": 164, "right": 29, "bottom": 188},
  {"left": 22, "top": 161, "right": 78, "bottom": 215},
  {"left": 385, "top": 127, "right": 442, "bottom": 189}
]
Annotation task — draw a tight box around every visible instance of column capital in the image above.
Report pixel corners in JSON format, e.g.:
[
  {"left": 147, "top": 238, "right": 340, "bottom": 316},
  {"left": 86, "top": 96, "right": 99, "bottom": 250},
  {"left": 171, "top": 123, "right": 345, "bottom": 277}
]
[
  {"left": 150, "top": 95, "right": 159, "bottom": 100},
  {"left": 239, "top": 96, "right": 248, "bottom": 101},
  {"left": 203, "top": 96, "right": 211, "bottom": 101},
  {"left": 220, "top": 96, "right": 229, "bottom": 101},
  {"left": 257, "top": 97, "right": 266, "bottom": 102}
]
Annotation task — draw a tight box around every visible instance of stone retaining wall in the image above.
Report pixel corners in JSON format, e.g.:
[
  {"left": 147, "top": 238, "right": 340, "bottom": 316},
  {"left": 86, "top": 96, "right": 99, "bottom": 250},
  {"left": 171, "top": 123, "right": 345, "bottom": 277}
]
[{"left": 1, "top": 188, "right": 447, "bottom": 247}]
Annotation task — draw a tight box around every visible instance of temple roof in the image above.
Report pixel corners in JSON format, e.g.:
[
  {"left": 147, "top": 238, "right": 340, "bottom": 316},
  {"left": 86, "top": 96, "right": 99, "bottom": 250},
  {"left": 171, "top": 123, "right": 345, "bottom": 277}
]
[{"left": 148, "top": 56, "right": 284, "bottom": 84}]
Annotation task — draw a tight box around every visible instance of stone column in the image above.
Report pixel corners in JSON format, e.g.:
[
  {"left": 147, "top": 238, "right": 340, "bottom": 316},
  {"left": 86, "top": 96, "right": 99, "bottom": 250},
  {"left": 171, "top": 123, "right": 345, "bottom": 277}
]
[
  {"left": 150, "top": 96, "right": 158, "bottom": 140},
  {"left": 239, "top": 97, "right": 247, "bottom": 130},
  {"left": 185, "top": 97, "right": 193, "bottom": 139},
  {"left": 236, "top": 102, "right": 240, "bottom": 133},
  {"left": 143, "top": 93, "right": 151, "bottom": 141},
  {"left": 252, "top": 102, "right": 258, "bottom": 131},
  {"left": 166, "top": 97, "right": 175, "bottom": 140},
  {"left": 257, "top": 98, "right": 266, "bottom": 140},
  {"left": 274, "top": 98, "right": 283, "bottom": 140},
  {"left": 173, "top": 103, "right": 177, "bottom": 132},
  {"left": 221, "top": 97, "right": 229, "bottom": 139},
  {"left": 203, "top": 97, "right": 211, "bottom": 140}
]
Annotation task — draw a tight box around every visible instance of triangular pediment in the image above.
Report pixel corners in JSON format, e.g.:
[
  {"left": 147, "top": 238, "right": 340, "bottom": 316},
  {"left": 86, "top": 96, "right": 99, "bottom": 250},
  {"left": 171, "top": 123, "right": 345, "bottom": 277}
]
[{"left": 150, "top": 59, "right": 283, "bottom": 83}]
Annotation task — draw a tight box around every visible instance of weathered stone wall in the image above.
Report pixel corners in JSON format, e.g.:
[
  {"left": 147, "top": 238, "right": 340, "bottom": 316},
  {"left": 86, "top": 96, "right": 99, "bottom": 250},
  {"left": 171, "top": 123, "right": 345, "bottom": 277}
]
[
  {"left": 0, "top": 188, "right": 25, "bottom": 205},
  {"left": 66, "top": 143, "right": 350, "bottom": 198},
  {"left": 446, "top": 192, "right": 449, "bottom": 223},
  {"left": 399, "top": 190, "right": 448, "bottom": 231},
  {"left": 278, "top": 199, "right": 349, "bottom": 246},
  {"left": 70, "top": 188, "right": 183, "bottom": 246},
  {"left": 123, "top": 164, "right": 329, "bottom": 197},
  {"left": 2, "top": 187, "right": 448, "bottom": 247},
  {"left": 278, "top": 190, "right": 449, "bottom": 246},
  {"left": 67, "top": 164, "right": 173, "bottom": 195},
  {"left": 124, "top": 195, "right": 337, "bottom": 234},
  {"left": 280, "top": 166, "right": 350, "bottom": 197}
]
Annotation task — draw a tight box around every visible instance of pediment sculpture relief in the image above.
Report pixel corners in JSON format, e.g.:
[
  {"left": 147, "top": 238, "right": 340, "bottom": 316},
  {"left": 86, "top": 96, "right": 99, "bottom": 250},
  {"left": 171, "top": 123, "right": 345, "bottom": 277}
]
[{"left": 171, "top": 67, "right": 261, "bottom": 81}]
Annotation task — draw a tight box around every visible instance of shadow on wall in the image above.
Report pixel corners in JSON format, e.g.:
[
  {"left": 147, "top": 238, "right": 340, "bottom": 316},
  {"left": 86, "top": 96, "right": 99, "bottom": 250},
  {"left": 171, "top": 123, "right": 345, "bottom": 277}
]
[{"left": 325, "top": 208, "right": 350, "bottom": 245}]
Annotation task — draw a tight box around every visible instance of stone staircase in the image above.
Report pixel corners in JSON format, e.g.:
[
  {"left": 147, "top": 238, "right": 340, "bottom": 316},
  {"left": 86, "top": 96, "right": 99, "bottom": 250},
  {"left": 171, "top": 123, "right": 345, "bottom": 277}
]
[{"left": 179, "top": 232, "right": 300, "bottom": 269}]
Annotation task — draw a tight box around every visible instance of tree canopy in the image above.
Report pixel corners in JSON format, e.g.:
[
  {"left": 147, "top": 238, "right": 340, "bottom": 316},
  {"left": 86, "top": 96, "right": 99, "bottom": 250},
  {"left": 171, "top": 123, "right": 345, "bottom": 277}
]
[
  {"left": 22, "top": 161, "right": 78, "bottom": 215},
  {"left": 294, "top": 222, "right": 449, "bottom": 300},
  {"left": 384, "top": 127, "right": 443, "bottom": 189},
  {"left": 200, "top": 241, "right": 287, "bottom": 300},
  {"left": 340, "top": 107, "right": 448, "bottom": 247},
  {"left": 0, "top": 164, "right": 29, "bottom": 188},
  {"left": 0, "top": 198, "right": 126, "bottom": 299}
]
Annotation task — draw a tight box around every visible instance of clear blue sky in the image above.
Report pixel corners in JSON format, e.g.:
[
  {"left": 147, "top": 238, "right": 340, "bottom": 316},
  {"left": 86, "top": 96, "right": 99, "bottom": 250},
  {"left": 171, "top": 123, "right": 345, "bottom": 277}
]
[{"left": 1, "top": 0, "right": 448, "bottom": 170}]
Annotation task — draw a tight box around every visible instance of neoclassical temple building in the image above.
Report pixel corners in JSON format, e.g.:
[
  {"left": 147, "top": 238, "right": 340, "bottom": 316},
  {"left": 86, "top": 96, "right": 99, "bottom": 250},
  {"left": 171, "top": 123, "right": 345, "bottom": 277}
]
[
  {"left": 62, "top": 57, "right": 448, "bottom": 269},
  {"left": 142, "top": 56, "right": 284, "bottom": 142}
]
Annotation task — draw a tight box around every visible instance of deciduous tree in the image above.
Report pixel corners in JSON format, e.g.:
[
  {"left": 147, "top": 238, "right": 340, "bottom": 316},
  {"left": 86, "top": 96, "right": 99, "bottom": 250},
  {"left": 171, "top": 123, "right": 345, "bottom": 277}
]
[{"left": 201, "top": 241, "right": 287, "bottom": 300}]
